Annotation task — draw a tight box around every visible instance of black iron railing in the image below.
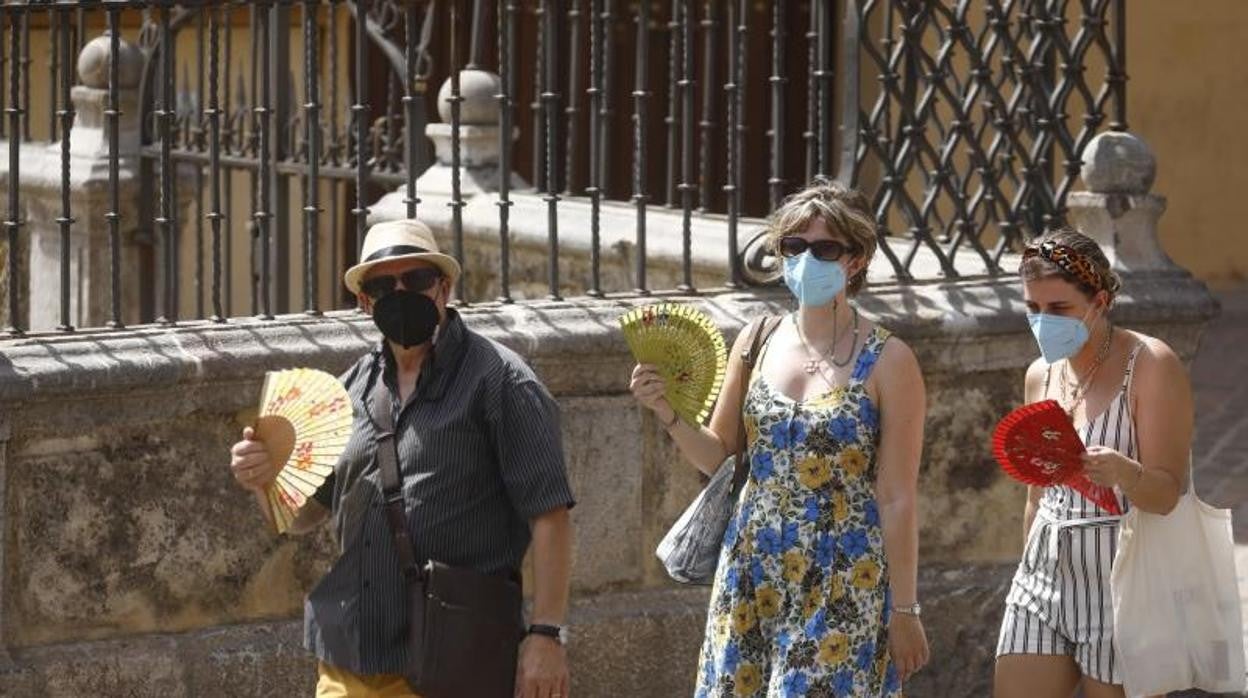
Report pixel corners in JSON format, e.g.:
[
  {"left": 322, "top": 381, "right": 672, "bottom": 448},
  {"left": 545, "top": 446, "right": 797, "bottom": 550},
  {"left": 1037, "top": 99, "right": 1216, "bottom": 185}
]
[{"left": 0, "top": 0, "right": 1126, "bottom": 336}]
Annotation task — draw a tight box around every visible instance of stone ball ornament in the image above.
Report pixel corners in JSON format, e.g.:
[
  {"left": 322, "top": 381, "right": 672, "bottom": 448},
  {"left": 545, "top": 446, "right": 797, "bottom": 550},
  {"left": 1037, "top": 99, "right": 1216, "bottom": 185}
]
[
  {"left": 1080, "top": 131, "right": 1157, "bottom": 195},
  {"left": 77, "top": 32, "right": 144, "bottom": 90},
  {"left": 436, "top": 70, "right": 502, "bottom": 126}
]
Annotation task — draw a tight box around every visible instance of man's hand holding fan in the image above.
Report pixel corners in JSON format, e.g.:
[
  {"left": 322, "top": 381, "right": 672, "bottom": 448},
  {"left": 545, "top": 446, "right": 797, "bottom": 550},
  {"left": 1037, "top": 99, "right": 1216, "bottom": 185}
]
[
  {"left": 991, "top": 399, "right": 1122, "bottom": 515},
  {"left": 230, "top": 368, "right": 354, "bottom": 534}
]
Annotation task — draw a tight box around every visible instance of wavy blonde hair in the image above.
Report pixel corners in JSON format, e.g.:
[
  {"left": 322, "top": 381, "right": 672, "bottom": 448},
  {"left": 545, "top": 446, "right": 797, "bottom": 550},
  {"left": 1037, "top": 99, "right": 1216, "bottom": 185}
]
[{"left": 765, "top": 181, "right": 878, "bottom": 295}]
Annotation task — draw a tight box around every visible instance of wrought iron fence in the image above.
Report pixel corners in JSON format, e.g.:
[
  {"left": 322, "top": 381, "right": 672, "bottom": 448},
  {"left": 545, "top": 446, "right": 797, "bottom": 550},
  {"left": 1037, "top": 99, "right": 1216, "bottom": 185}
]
[{"left": 0, "top": 0, "right": 1125, "bottom": 336}]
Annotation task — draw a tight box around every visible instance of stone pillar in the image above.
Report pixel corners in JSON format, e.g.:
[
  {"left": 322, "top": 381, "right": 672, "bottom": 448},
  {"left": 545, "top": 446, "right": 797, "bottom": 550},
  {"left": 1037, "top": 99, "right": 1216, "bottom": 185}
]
[
  {"left": 419, "top": 70, "right": 521, "bottom": 197},
  {"left": 1068, "top": 130, "right": 1219, "bottom": 355},
  {"left": 1068, "top": 131, "right": 1181, "bottom": 274},
  {"left": 369, "top": 69, "right": 525, "bottom": 226},
  {"left": 23, "top": 33, "right": 149, "bottom": 330}
]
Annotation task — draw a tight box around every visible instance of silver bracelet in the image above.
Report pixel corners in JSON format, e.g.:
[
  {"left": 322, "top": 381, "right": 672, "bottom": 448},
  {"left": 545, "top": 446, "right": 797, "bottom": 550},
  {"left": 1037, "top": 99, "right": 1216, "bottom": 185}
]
[{"left": 893, "top": 602, "right": 922, "bottom": 617}]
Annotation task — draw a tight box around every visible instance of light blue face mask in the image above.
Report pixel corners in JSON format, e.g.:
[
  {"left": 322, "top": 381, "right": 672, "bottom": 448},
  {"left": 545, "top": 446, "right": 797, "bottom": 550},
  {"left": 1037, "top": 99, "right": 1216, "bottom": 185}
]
[
  {"left": 782, "top": 252, "right": 847, "bottom": 308},
  {"left": 1027, "top": 308, "right": 1093, "bottom": 363}
]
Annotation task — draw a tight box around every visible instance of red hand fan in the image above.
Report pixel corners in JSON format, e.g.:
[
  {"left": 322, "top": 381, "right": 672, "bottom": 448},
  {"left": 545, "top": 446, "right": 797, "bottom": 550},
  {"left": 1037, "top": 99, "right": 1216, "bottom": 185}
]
[{"left": 992, "top": 400, "right": 1122, "bottom": 515}]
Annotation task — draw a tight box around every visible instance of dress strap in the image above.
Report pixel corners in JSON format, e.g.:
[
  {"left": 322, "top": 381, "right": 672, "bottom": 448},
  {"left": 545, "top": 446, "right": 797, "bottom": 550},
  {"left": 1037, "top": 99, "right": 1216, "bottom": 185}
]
[
  {"left": 1121, "top": 341, "right": 1145, "bottom": 393},
  {"left": 850, "top": 325, "right": 891, "bottom": 384}
]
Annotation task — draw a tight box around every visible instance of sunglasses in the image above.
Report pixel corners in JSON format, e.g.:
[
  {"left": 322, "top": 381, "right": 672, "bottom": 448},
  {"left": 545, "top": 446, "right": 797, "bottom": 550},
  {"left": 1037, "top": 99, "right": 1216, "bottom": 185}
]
[
  {"left": 360, "top": 267, "right": 443, "bottom": 300},
  {"left": 777, "top": 236, "right": 860, "bottom": 262}
]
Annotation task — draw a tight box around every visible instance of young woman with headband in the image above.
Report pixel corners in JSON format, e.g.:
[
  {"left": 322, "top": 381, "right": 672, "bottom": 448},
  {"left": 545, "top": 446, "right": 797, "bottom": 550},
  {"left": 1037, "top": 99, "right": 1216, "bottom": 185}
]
[{"left": 994, "top": 227, "right": 1194, "bottom": 698}]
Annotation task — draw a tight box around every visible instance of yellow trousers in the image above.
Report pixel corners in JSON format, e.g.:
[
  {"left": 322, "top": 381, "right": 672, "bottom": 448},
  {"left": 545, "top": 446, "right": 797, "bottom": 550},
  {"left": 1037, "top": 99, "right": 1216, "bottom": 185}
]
[{"left": 315, "top": 661, "right": 423, "bottom": 698}]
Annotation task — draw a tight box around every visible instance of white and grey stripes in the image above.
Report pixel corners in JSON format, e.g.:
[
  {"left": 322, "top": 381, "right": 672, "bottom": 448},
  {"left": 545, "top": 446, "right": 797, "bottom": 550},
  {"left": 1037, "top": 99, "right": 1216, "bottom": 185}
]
[{"left": 996, "top": 344, "right": 1143, "bottom": 685}]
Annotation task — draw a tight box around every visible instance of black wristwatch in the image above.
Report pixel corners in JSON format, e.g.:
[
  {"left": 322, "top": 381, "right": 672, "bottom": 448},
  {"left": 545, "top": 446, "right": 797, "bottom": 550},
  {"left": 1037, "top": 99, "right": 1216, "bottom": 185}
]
[{"left": 526, "top": 623, "right": 569, "bottom": 646}]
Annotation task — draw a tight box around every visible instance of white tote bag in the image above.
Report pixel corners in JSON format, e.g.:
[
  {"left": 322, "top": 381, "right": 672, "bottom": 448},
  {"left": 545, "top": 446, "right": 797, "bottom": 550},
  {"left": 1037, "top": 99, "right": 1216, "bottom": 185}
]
[{"left": 1111, "top": 472, "right": 1246, "bottom": 696}]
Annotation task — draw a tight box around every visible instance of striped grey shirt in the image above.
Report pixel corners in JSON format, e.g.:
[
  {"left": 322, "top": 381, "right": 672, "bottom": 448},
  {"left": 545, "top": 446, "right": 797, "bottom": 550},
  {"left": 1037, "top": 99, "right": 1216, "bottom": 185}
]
[{"left": 303, "top": 308, "right": 575, "bottom": 676}]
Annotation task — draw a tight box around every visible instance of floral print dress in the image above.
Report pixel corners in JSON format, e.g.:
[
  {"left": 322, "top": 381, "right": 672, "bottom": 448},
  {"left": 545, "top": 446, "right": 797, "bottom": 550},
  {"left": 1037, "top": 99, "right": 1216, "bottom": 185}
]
[{"left": 695, "top": 324, "right": 900, "bottom": 698}]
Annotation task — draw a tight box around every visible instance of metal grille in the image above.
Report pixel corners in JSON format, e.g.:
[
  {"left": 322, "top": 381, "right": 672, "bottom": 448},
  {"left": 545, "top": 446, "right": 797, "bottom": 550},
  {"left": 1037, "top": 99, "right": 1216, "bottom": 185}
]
[
  {"left": 0, "top": 1, "right": 1125, "bottom": 336},
  {"left": 129, "top": 2, "right": 437, "bottom": 322},
  {"left": 852, "top": 0, "right": 1127, "bottom": 281}
]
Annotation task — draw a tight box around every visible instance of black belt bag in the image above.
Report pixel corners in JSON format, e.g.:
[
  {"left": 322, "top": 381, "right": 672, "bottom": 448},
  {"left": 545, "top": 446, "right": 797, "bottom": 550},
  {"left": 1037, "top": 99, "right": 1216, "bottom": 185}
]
[{"left": 372, "top": 383, "right": 524, "bottom": 698}]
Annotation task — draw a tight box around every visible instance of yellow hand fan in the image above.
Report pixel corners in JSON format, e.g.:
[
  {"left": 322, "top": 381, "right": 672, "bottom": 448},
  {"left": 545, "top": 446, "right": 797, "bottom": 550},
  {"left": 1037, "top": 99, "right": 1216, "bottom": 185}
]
[
  {"left": 253, "top": 368, "right": 353, "bottom": 534},
  {"left": 619, "top": 302, "right": 728, "bottom": 425}
]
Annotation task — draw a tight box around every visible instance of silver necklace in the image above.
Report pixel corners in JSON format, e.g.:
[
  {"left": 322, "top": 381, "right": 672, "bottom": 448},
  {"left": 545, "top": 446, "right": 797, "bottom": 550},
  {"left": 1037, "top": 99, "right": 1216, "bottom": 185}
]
[{"left": 794, "top": 305, "right": 860, "bottom": 375}]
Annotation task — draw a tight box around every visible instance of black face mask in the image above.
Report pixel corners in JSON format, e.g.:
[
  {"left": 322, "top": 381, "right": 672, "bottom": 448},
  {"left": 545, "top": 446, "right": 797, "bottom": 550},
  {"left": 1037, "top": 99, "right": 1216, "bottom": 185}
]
[{"left": 372, "top": 290, "right": 441, "bottom": 348}]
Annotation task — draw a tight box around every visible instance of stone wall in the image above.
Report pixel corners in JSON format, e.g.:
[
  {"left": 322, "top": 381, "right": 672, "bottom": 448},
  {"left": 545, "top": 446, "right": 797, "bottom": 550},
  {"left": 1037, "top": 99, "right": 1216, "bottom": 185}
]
[{"left": 0, "top": 261, "right": 1217, "bottom": 696}]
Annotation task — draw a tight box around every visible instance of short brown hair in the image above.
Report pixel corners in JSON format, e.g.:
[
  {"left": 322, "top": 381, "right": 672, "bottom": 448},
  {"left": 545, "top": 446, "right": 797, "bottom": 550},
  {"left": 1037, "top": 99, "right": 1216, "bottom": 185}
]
[
  {"left": 1020, "top": 227, "right": 1122, "bottom": 299},
  {"left": 765, "top": 181, "right": 878, "bottom": 295}
]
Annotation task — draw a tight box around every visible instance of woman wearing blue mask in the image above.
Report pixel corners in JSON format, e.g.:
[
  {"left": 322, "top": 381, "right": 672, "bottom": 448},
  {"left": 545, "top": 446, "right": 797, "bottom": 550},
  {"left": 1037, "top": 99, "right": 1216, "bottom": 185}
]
[
  {"left": 994, "top": 228, "right": 1194, "bottom": 698},
  {"left": 630, "top": 182, "right": 929, "bottom": 696}
]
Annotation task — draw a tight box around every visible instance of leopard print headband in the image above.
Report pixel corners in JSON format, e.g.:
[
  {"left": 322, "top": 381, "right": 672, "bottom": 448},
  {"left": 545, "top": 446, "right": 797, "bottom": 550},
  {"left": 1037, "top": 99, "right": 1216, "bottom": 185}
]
[{"left": 1021, "top": 240, "right": 1104, "bottom": 293}]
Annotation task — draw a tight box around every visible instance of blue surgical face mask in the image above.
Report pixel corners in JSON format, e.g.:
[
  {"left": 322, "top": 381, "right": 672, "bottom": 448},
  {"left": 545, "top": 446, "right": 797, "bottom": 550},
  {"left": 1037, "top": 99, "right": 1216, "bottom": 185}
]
[
  {"left": 783, "top": 252, "right": 847, "bottom": 308},
  {"left": 1027, "top": 306, "right": 1095, "bottom": 363}
]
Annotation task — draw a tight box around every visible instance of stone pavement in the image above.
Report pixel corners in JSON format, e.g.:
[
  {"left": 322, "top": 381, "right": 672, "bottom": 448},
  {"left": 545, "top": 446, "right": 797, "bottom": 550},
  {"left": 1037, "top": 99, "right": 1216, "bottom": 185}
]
[
  {"left": 1191, "top": 285, "right": 1248, "bottom": 541},
  {"left": 1176, "top": 284, "right": 1248, "bottom": 698}
]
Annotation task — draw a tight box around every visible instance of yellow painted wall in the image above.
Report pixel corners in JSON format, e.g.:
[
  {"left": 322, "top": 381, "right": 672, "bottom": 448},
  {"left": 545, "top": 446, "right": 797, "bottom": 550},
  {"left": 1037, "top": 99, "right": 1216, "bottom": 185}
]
[{"left": 1129, "top": 0, "right": 1248, "bottom": 287}]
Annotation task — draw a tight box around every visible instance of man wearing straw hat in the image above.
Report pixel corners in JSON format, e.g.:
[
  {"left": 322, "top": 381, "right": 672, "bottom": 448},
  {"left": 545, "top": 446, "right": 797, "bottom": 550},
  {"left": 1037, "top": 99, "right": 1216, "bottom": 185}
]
[{"left": 229, "top": 219, "right": 575, "bottom": 697}]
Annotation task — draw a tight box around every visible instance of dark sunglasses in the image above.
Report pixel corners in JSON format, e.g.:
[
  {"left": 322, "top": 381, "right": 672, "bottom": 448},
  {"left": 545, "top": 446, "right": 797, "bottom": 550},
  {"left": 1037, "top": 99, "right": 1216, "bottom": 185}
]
[
  {"left": 777, "top": 236, "right": 859, "bottom": 262},
  {"left": 360, "top": 267, "right": 443, "bottom": 300}
]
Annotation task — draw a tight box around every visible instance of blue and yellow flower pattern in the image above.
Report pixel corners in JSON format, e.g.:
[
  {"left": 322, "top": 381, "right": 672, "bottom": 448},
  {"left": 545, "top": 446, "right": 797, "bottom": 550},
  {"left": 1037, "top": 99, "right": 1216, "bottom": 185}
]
[{"left": 695, "top": 325, "right": 900, "bottom": 697}]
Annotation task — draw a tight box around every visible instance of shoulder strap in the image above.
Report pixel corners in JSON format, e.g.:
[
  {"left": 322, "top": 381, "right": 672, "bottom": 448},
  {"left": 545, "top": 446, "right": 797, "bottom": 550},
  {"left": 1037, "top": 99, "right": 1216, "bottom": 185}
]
[
  {"left": 731, "top": 316, "right": 782, "bottom": 491},
  {"left": 371, "top": 376, "right": 421, "bottom": 580},
  {"left": 739, "top": 315, "right": 781, "bottom": 371},
  {"left": 1121, "top": 341, "right": 1145, "bottom": 392}
]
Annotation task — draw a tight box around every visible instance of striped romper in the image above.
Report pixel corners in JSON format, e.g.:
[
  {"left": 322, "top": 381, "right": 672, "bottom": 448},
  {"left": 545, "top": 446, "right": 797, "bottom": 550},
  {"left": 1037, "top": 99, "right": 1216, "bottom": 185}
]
[{"left": 996, "top": 343, "right": 1143, "bottom": 685}]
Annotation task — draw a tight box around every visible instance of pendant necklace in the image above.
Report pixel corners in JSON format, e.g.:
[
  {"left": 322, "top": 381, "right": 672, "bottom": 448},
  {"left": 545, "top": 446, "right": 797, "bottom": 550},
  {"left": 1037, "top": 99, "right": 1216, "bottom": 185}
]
[
  {"left": 1061, "top": 323, "right": 1114, "bottom": 421},
  {"left": 794, "top": 305, "right": 860, "bottom": 376}
]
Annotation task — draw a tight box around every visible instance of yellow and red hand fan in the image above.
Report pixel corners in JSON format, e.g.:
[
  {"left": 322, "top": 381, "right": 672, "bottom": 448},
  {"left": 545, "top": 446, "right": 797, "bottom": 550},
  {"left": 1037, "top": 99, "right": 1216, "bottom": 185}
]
[
  {"left": 619, "top": 302, "right": 728, "bottom": 426},
  {"left": 253, "top": 368, "right": 353, "bottom": 533}
]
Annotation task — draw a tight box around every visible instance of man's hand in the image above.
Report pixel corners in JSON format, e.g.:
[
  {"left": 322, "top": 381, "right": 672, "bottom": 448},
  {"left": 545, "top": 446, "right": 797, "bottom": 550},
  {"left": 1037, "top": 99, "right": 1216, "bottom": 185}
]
[
  {"left": 515, "top": 634, "right": 569, "bottom": 698},
  {"left": 229, "top": 426, "right": 280, "bottom": 492}
]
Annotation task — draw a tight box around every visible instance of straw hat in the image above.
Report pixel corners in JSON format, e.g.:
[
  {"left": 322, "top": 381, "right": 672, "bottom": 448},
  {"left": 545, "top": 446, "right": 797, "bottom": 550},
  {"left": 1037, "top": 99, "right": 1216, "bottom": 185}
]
[{"left": 343, "top": 219, "right": 462, "bottom": 295}]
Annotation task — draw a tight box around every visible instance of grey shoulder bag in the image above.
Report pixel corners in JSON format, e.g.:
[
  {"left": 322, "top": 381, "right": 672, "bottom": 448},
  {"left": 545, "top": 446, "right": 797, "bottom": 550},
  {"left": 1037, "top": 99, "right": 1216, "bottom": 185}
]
[{"left": 655, "top": 315, "right": 781, "bottom": 585}]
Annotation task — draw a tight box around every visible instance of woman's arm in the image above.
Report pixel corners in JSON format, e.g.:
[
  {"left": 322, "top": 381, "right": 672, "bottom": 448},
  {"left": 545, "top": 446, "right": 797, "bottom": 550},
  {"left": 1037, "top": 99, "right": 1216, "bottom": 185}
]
[
  {"left": 874, "top": 339, "right": 925, "bottom": 613},
  {"left": 632, "top": 321, "right": 757, "bottom": 475},
  {"left": 873, "top": 338, "right": 930, "bottom": 681},
  {"left": 1083, "top": 338, "right": 1191, "bottom": 514},
  {"left": 1021, "top": 360, "right": 1046, "bottom": 543}
]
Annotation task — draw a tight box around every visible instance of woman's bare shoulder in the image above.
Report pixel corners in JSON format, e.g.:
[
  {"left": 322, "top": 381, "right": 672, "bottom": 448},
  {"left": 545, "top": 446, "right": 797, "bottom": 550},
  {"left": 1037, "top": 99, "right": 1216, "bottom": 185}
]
[
  {"left": 1124, "top": 329, "right": 1181, "bottom": 363},
  {"left": 1024, "top": 356, "right": 1048, "bottom": 402},
  {"left": 870, "top": 328, "right": 922, "bottom": 382},
  {"left": 1122, "top": 329, "right": 1187, "bottom": 390}
]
